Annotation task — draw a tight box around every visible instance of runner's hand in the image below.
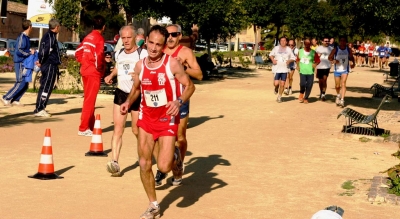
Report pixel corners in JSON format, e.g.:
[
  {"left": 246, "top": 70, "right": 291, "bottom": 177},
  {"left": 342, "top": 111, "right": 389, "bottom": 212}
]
[
  {"left": 104, "top": 75, "right": 113, "bottom": 85},
  {"left": 272, "top": 60, "right": 277, "bottom": 65},
  {"left": 129, "top": 72, "right": 136, "bottom": 79},
  {"left": 166, "top": 100, "right": 180, "bottom": 116},
  {"left": 192, "top": 24, "right": 199, "bottom": 32},
  {"left": 174, "top": 56, "right": 183, "bottom": 64},
  {"left": 120, "top": 101, "right": 129, "bottom": 115}
]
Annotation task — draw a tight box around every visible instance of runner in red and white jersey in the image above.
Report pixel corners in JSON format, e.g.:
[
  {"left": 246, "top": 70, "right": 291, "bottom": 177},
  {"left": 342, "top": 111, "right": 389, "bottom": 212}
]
[
  {"left": 120, "top": 25, "right": 195, "bottom": 219},
  {"left": 368, "top": 44, "right": 375, "bottom": 68}
]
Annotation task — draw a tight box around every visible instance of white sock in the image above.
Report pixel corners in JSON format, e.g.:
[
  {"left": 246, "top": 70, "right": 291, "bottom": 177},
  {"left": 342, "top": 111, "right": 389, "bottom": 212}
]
[{"left": 152, "top": 201, "right": 159, "bottom": 207}]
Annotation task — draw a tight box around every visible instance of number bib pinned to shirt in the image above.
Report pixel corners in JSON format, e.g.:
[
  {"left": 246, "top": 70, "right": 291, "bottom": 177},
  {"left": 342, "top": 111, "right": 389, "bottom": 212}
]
[
  {"left": 144, "top": 89, "right": 168, "bottom": 107},
  {"left": 300, "top": 57, "right": 310, "bottom": 64}
]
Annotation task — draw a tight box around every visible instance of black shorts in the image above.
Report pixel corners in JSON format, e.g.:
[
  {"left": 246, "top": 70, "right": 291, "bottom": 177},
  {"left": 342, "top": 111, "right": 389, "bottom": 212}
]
[
  {"left": 113, "top": 88, "right": 141, "bottom": 112},
  {"left": 316, "top": 69, "right": 330, "bottom": 79}
]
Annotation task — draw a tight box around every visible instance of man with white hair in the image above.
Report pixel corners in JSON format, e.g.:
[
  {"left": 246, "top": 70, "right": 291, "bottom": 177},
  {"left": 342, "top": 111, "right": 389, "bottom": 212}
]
[{"left": 104, "top": 25, "right": 148, "bottom": 176}]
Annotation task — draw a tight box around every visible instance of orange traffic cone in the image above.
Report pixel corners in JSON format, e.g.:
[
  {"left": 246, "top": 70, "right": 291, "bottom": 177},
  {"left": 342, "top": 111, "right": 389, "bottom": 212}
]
[
  {"left": 28, "top": 129, "right": 63, "bottom": 180},
  {"left": 85, "top": 114, "right": 107, "bottom": 156}
]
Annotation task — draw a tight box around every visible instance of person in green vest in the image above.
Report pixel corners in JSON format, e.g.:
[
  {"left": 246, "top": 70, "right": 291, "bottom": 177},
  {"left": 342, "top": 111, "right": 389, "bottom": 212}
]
[{"left": 296, "top": 38, "right": 320, "bottom": 104}]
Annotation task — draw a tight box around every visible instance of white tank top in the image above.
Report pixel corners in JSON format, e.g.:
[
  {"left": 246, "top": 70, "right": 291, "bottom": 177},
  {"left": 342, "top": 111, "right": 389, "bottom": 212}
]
[
  {"left": 116, "top": 48, "right": 148, "bottom": 93},
  {"left": 334, "top": 47, "right": 350, "bottom": 73}
]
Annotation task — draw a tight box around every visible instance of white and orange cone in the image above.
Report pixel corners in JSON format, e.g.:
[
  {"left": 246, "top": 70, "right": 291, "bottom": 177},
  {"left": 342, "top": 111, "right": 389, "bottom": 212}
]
[
  {"left": 85, "top": 114, "right": 107, "bottom": 157},
  {"left": 28, "top": 129, "right": 63, "bottom": 180}
]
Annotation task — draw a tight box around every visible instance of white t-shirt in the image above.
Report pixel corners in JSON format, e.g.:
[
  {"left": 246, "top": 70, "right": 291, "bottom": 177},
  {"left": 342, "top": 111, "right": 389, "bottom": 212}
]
[
  {"left": 270, "top": 46, "right": 296, "bottom": 73},
  {"left": 116, "top": 48, "right": 148, "bottom": 93},
  {"left": 316, "top": 45, "right": 333, "bottom": 69}
]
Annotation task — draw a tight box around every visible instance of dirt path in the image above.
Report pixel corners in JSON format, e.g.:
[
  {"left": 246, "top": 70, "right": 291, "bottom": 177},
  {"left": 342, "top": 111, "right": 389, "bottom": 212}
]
[{"left": 0, "top": 65, "right": 399, "bottom": 219}]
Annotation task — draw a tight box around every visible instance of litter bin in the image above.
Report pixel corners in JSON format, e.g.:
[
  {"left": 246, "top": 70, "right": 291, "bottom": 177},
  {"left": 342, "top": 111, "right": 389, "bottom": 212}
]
[{"left": 389, "top": 58, "right": 399, "bottom": 77}]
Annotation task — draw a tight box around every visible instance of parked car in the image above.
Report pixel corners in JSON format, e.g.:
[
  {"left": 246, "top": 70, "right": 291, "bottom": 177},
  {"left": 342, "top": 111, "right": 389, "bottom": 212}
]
[
  {"left": 63, "top": 42, "right": 80, "bottom": 56},
  {"left": 218, "top": 44, "right": 228, "bottom": 52},
  {"left": 239, "top": 42, "right": 255, "bottom": 51},
  {"left": 0, "top": 38, "right": 16, "bottom": 57},
  {"left": 30, "top": 38, "right": 64, "bottom": 55}
]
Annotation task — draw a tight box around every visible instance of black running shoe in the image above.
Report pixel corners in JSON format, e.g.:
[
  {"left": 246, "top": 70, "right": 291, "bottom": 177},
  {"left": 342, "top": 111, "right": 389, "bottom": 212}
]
[{"left": 155, "top": 170, "right": 167, "bottom": 187}]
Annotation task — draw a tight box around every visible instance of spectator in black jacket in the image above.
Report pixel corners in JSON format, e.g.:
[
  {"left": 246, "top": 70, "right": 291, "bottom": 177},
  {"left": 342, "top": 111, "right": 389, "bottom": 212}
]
[{"left": 33, "top": 18, "right": 61, "bottom": 117}]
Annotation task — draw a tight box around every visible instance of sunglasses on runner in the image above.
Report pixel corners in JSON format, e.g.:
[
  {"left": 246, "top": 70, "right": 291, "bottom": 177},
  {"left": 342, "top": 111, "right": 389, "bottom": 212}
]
[
  {"left": 105, "top": 56, "right": 111, "bottom": 58},
  {"left": 324, "top": 41, "right": 329, "bottom": 43},
  {"left": 288, "top": 44, "right": 294, "bottom": 46},
  {"left": 168, "top": 32, "right": 181, "bottom": 37}
]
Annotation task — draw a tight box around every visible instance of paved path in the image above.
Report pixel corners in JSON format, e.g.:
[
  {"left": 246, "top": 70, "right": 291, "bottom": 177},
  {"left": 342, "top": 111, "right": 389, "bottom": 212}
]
[{"left": 0, "top": 65, "right": 399, "bottom": 219}]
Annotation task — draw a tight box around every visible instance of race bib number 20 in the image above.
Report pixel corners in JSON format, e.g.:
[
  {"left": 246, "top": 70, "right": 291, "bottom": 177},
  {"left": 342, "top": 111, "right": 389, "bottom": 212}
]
[{"left": 144, "top": 89, "right": 168, "bottom": 107}]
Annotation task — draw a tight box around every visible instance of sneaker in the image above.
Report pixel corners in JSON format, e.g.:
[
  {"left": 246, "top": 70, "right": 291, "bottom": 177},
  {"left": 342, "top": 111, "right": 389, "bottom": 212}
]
[
  {"left": 106, "top": 160, "right": 120, "bottom": 175},
  {"left": 154, "top": 170, "right": 167, "bottom": 187},
  {"left": 172, "top": 146, "right": 183, "bottom": 184},
  {"left": 298, "top": 93, "right": 304, "bottom": 103},
  {"left": 284, "top": 88, "right": 288, "bottom": 95},
  {"left": 1, "top": 98, "right": 11, "bottom": 106},
  {"left": 339, "top": 99, "right": 345, "bottom": 107},
  {"left": 139, "top": 203, "right": 160, "bottom": 219},
  {"left": 12, "top": 101, "right": 24, "bottom": 107},
  {"left": 34, "top": 110, "right": 51, "bottom": 117},
  {"left": 171, "top": 177, "right": 183, "bottom": 186},
  {"left": 288, "top": 88, "right": 292, "bottom": 95},
  {"left": 321, "top": 94, "right": 326, "bottom": 101},
  {"left": 274, "top": 89, "right": 278, "bottom": 95},
  {"left": 303, "top": 99, "right": 309, "bottom": 104},
  {"left": 335, "top": 95, "right": 341, "bottom": 106},
  {"left": 276, "top": 96, "right": 282, "bottom": 103},
  {"left": 78, "top": 129, "right": 93, "bottom": 136}
]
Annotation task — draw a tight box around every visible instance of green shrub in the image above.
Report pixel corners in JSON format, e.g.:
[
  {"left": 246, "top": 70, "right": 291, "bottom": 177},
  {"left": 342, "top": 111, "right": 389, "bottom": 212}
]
[{"left": 381, "top": 150, "right": 400, "bottom": 196}]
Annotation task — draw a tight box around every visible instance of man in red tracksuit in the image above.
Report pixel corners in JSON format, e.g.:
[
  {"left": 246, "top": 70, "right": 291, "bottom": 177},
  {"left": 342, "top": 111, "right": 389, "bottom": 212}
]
[{"left": 75, "top": 15, "right": 106, "bottom": 136}]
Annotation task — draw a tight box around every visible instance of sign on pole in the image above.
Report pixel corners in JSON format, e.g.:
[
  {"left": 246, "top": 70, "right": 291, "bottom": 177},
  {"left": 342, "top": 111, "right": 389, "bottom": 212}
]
[
  {"left": 27, "top": 0, "right": 55, "bottom": 28},
  {"left": 0, "top": 0, "right": 8, "bottom": 18}
]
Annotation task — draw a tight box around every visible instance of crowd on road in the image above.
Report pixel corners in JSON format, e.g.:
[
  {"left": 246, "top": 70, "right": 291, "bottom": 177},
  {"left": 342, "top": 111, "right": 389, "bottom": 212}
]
[{"left": 269, "top": 36, "right": 395, "bottom": 107}]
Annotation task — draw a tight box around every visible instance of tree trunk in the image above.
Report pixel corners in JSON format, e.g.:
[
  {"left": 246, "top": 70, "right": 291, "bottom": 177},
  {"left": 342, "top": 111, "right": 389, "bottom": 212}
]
[
  {"left": 206, "top": 39, "right": 211, "bottom": 59},
  {"left": 274, "top": 25, "right": 281, "bottom": 46},
  {"left": 252, "top": 24, "right": 259, "bottom": 64}
]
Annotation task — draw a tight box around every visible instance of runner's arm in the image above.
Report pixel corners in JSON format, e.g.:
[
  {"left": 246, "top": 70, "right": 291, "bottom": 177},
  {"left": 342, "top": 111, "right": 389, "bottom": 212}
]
[
  {"left": 328, "top": 48, "right": 337, "bottom": 63},
  {"left": 182, "top": 47, "right": 202, "bottom": 80},
  {"left": 166, "top": 57, "right": 195, "bottom": 116},
  {"left": 104, "top": 65, "right": 118, "bottom": 84}
]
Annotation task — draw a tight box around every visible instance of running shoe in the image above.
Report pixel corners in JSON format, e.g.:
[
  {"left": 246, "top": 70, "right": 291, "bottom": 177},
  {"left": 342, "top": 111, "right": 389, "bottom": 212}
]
[
  {"left": 284, "top": 88, "right": 289, "bottom": 95},
  {"left": 1, "top": 98, "right": 11, "bottom": 106},
  {"left": 288, "top": 88, "right": 292, "bottom": 95},
  {"left": 172, "top": 146, "right": 183, "bottom": 186},
  {"left": 171, "top": 177, "right": 183, "bottom": 186},
  {"left": 298, "top": 93, "right": 304, "bottom": 103},
  {"left": 321, "top": 94, "right": 326, "bottom": 101},
  {"left": 12, "top": 101, "right": 24, "bottom": 107},
  {"left": 139, "top": 203, "right": 160, "bottom": 219},
  {"left": 303, "top": 99, "right": 309, "bottom": 104},
  {"left": 276, "top": 96, "right": 282, "bottom": 103},
  {"left": 106, "top": 160, "right": 120, "bottom": 176},
  {"left": 274, "top": 89, "right": 278, "bottom": 95},
  {"left": 34, "top": 110, "right": 51, "bottom": 117},
  {"left": 78, "top": 129, "right": 93, "bottom": 136},
  {"left": 154, "top": 170, "right": 167, "bottom": 187},
  {"left": 339, "top": 99, "right": 345, "bottom": 108},
  {"left": 335, "top": 94, "right": 341, "bottom": 106}
]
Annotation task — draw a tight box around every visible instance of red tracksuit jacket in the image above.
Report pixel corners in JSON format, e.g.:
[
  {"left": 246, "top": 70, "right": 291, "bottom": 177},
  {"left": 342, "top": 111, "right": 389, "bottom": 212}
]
[{"left": 75, "top": 30, "right": 105, "bottom": 77}]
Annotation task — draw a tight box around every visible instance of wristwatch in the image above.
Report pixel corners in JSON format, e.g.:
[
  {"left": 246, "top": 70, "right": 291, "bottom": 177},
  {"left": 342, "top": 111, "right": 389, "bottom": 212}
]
[{"left": 178, "top": 98, "right": 183, "bottom": 105}]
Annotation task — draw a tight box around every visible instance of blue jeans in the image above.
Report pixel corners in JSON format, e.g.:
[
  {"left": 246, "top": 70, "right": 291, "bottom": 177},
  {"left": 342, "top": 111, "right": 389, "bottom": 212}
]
[{"left": 3, "top": 63, "right": 28, "bottom": 102}]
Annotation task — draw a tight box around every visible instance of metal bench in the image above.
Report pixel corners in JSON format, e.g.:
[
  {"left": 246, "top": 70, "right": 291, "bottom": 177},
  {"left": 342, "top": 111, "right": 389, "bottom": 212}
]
[
  {"left": 370, "top": 76, "right": 399, "bottom": 97},
  {"left": 337, "top": 95, "right": 391, "bottom": 136}
]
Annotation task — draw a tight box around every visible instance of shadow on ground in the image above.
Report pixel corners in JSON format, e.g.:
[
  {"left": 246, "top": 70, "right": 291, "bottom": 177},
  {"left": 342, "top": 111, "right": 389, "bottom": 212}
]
[
  {"left": 193, "top": 67, "right": 260, "bottom": 85},
  {"left": 158, "top": 154, "right": 230, "bottom": 214},
  {"left": 54, "top": 165, "right": 75, "bottom": 176},
  {"left": 0, "top": 111, "right": 62, "bottom": 127},
  {"left": 23, "top": 97, "right": 79, "bottom": 107},
  {"left": 188, "top": 115, "right": 224, "bottom": 129}
]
